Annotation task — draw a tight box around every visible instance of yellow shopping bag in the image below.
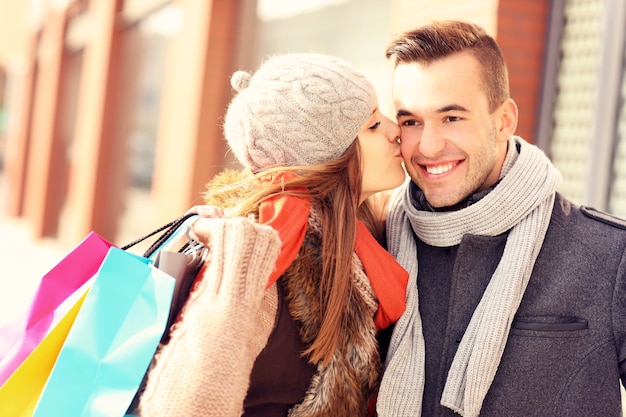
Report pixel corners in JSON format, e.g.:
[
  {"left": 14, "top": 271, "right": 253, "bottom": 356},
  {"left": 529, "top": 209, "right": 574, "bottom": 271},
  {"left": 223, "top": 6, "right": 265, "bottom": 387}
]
[{"left": 0, "top": 289, "right": 88, "bottom": 417}]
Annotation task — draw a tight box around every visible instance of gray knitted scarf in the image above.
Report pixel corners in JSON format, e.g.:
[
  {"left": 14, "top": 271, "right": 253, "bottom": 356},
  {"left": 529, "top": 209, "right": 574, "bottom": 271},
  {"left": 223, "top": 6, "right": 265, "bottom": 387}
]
[{"left": 377, "top": 137, "right": 562, "bottom": 417}]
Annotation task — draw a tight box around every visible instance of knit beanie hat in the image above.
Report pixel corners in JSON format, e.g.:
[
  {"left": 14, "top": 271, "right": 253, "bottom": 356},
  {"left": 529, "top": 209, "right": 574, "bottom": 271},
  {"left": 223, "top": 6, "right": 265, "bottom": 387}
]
[{"left": 223, "top": 53, "right": 377, "bottom": 172}]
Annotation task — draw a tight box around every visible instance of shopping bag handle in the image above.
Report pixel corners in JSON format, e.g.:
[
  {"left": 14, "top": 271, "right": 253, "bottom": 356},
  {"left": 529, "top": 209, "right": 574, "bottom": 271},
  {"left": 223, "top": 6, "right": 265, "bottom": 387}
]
[{"left": 120, "top": 213, "right": 199, "bottom": 259}]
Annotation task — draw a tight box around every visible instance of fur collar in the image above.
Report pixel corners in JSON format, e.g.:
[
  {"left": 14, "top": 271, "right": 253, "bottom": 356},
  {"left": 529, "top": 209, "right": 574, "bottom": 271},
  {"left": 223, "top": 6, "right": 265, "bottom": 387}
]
[
  {"left": 203, "top": 169, "right": 257, "bottom": 211},
  {"left": 206, "top": 169, "right": 381, "bottom": 416},
  {"left": 282, "top": 229, "right": 381, "bottom": 416}
]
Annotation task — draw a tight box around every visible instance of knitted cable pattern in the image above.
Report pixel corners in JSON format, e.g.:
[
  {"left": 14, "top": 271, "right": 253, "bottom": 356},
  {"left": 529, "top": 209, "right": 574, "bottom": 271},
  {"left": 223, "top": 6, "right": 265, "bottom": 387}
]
[
  {"left": 377, "top": 136, "right": 562, "bottom": 417},
  {"left": 224, "top": 54, "right": 377, "bottom": 171},
  {"left": 139, "top": 217, "right": 281, "bottom": 417}
]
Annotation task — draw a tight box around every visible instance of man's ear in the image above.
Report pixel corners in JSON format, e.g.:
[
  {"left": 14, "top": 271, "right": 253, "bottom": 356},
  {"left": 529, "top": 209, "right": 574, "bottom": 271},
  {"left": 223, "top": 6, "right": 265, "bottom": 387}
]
[{"left": 497, "top": 98, "right": 518, "bottom": 142}]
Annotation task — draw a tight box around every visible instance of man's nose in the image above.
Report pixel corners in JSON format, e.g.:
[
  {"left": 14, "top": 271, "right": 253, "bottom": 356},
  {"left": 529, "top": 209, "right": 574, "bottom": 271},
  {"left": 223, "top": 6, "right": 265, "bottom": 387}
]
[{"left": 418, "top": 124, "right": 445, "bottom": 157}]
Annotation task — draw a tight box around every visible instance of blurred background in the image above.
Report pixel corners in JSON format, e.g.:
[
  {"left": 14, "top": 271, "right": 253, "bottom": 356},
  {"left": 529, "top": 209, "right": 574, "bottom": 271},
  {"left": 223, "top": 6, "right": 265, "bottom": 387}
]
[{"left": 0, "top": 0, "right": 625, "bottom": 319}]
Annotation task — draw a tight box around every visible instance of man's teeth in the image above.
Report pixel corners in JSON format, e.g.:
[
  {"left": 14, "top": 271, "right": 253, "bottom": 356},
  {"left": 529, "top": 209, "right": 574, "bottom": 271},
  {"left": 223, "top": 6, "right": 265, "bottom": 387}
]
[{"left": 426, "top": 163, "right": 454, "bottom": 175}]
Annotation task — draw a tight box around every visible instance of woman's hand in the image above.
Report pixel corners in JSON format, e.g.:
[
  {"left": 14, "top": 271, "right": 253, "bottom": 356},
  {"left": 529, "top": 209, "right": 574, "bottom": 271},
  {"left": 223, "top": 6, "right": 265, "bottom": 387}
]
[{"left": 185, "top": 205, "right": 227, "bottom": 244}]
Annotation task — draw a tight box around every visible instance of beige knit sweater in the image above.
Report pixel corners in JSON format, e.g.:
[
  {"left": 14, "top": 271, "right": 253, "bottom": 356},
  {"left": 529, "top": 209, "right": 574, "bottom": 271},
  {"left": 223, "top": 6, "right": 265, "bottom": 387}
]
[{"left": 139, "top": 217, "right": 281, "bottom": 417}]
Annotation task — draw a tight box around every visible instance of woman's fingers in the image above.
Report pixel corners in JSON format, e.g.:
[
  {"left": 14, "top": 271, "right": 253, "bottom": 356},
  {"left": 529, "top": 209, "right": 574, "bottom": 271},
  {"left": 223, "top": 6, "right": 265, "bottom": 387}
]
[
  {"left": 185, "top": 206, "right": 226, "bottom": 244},
  {"left": 188, "top": 216, "right": 225, "bottom": 244}
]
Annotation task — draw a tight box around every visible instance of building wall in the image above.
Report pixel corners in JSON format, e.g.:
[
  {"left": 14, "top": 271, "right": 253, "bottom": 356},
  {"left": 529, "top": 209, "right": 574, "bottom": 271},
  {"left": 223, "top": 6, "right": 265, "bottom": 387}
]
[
  {"left": 497, "top": 0, "right": 551, "bottom": 143},
  {"left": 0, "top": 2, "right": 30, "bottom": 67},
  {"left": 2, "top": 0, "right": 619, "bottom": 250},
  {"left": 0, "top": 0, "right": 242, "bottom": 247}
]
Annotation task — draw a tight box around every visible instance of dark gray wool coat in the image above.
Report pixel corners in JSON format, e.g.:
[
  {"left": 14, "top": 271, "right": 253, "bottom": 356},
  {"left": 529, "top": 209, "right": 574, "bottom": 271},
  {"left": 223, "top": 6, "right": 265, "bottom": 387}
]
[{"left": 416, "top": 193, "right": 626, "bottom": 417}]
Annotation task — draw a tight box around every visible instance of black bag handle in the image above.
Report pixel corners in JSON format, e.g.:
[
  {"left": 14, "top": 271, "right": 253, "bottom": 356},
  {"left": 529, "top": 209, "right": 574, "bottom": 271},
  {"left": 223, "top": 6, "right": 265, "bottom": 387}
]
[{"left": 120, "top": 213, "right": 198, "bottom": 258}]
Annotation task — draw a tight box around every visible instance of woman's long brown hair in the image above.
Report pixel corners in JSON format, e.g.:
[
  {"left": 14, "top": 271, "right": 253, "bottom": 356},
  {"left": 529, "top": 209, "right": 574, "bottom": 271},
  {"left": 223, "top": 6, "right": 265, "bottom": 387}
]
[{"left": 205, "top": 140, "right": 377, "bottom": 365}]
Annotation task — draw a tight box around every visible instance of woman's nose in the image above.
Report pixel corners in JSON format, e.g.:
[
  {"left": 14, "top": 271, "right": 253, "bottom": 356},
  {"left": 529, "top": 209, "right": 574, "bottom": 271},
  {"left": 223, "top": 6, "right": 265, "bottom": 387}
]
[{"left": 387, "top": 120, "right": 401, "bottom": 142}]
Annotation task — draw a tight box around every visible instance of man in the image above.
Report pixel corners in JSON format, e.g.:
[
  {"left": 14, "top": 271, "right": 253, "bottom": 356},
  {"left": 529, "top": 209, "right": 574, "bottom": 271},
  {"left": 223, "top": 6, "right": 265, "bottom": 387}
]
[{"left": 376, "top": 20, "right": 626, "bottom": 417}]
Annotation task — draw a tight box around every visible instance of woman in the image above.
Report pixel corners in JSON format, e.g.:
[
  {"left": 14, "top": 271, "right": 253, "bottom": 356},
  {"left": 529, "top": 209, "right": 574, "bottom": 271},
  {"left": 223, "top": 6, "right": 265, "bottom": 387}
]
[{"left": 139, "top": 53, "right": 409, "bottom": 417}]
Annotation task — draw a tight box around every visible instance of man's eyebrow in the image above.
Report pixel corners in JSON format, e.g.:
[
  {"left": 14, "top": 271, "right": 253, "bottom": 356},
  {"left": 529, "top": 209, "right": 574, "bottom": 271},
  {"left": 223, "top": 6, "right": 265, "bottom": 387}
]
[
  {"left": 396, "top": 109, "right": 413, "bottom": 118},
  {"left": 438, "top": 104, "right": 469, "bottom": 113},
  {"left": 396, "top": 104, "right": 470, "bottom": 119}
]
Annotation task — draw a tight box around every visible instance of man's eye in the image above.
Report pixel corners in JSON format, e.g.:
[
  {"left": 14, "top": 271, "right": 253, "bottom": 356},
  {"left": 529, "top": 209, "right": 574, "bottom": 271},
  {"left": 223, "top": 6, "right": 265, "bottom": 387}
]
[
  {"left": 401, "top": 120, "right": 419, "bottom": 126},
  {"left": 445, "top": 116, "right": 461, "bottom": 122},
  {"left": 369, "top": 121, "right": 381, "bottom": 130}
]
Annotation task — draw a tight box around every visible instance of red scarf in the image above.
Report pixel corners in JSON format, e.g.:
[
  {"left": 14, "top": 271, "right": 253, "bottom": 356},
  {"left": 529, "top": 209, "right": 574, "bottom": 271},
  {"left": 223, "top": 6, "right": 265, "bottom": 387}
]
[{"left": 258, "top": 175, "right": 408, "bottom": 330}]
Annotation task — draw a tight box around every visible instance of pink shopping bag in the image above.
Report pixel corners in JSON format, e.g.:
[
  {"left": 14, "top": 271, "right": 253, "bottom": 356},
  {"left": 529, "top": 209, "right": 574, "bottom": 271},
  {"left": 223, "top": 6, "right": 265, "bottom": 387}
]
[
  {"left": 32, "top": 248, "right": 176, "bottom": 416},
  {"left": 0, "top": 282, "right": 90, "bottom": 417},
  {"left": 0, "top": 232, "right": 114, "bottom": 386}
]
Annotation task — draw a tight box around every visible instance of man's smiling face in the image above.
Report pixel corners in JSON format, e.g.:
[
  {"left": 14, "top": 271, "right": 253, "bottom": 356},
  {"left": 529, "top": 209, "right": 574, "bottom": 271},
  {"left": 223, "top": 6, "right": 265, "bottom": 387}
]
[{"left": 392, "top": 51, "right": 512, "bottom": 208}]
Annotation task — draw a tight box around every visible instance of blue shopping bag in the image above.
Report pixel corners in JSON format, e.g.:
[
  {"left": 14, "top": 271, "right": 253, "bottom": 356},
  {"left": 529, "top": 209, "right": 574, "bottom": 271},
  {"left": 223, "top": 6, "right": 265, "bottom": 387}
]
[{"left": 32, "top": 247, "right": 175, "bottom": 417}]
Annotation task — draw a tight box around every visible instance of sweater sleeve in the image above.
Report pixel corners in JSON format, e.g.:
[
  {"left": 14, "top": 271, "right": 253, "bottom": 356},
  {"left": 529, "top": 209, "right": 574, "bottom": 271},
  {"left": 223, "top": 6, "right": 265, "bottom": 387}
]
[{"left": 139, "top": 217, "right": 281, "bottom": 417}]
